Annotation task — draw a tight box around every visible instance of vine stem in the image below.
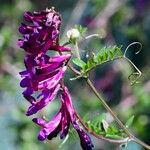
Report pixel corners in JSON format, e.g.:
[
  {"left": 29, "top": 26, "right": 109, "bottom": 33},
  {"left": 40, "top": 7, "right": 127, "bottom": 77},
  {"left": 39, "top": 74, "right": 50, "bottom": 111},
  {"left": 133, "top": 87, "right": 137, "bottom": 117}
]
[
  {"left": 86, "top": 78, "right": 150, "bottom": 150},
  {"left": 68, "top": 64, "right": 150, "bottom": 149},
  {"left": 76, "top": 113, "right": 130, "bottom": 144},
  {"left": 69, "top": 41, "right": 150, "bottom": 149},
  {"left": 87, "top": 79, "right": 131, "bottom": 137},
  {"left": 75, "top": 41, "right": 81, "bottom": 59}
]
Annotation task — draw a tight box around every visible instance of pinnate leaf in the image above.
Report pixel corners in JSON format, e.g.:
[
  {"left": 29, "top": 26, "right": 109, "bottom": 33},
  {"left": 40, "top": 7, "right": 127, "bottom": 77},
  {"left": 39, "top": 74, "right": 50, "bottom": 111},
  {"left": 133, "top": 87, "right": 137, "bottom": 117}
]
[{"left": 72, "top": 58, "right": 86, "bottom": 68}]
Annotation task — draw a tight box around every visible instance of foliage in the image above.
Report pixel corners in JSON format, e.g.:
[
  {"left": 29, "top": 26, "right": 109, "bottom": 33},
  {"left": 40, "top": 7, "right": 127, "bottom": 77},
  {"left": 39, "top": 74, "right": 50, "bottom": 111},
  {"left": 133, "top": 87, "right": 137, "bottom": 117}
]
[{"left": 72, "top": 46, "right": 123, "bottom": 79}]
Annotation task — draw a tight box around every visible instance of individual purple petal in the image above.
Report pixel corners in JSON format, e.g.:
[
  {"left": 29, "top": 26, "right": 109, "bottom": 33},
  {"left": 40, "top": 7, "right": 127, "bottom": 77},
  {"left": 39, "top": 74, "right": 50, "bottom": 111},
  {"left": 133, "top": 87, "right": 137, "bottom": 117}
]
[
  {"left": 19, "top": 23, "right": 34, "bottom": 34},
  {"left": 18, "top": 39, "right": 24, "bottom": 47},
  {"left": 73, "top": 122, "right": 94, "bottom": 150},
  {"left": 33, "top": 111, "right": 62, "bottom": 141},
  {"left": 48, "top": 54, "right": 71, "bottom": 63},
  {"left": 22, "top": 88, "right": 35, "bottom": 104},
  {"left": 78, "top": 130, "right": 94, "bottom": 150},
  {"left": 24, "top": 11, "right": 33, "bottom": 22},
  {"left": 47, "top": 123, "right": 61, "bottom": 140},
  {"left": 61, "top": 86, "right": 76, "bottom": 122},
  {"left": 26, "top": 84, "right": 60, "bottom": 116},
  {"left": 45, "top": 12, "right": 54, "bottom": 26},
  {"left": 38, "top": 128, "right": 48, "bottom": 141},
  {"left": 32, "top": 118, "right": 47, "bottom": 127},
  {"left": 19, "top": 70, "right": 29, "bottom": 78},
  {"left": 51, "top": 45, "right": 71, "bottom": 52},
  {"left": 60, "top": 110, "right": 70, "bottom": 139},
  {"left": 20, "top": 77, "right": 31, "bottom": 88},
  {"left": 37, "top": 66, "right": 67, "bottom": 90}
]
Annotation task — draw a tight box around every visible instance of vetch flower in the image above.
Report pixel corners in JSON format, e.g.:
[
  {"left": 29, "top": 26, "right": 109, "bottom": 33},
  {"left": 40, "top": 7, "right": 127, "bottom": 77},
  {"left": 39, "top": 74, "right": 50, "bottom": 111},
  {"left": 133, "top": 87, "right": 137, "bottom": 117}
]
[
  {"left": 33, "top": 86, "right": 94, "bottom": 150},
  {"left": 26, "top": 84, "right": 60, "bottom": 116},
  {"left": 18, "top": 8, "right": 94, "bottom": 150},
  {"left": 61, "top": 86, "right": 94, "bottom": 150},
  {"left": 18, "top": 8, "right": 70, "bottom": 55},
  {"left": 20, "top": 53, "right": 70, "bottom": 96},
  {"left": 20, "top": 64, "right": 68, "bottom": 115},
  {"left": 33, "top": 110, "right": 62, "bottom": 141}
]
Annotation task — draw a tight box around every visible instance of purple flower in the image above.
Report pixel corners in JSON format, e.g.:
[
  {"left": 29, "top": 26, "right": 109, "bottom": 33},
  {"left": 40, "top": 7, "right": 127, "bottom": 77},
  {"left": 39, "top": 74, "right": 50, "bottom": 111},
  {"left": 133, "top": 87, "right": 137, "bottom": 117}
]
[
  {"left": 33, "top": 111, "right": 62, "bottom": 141},
  {"left": 33, "top": 86, "right": 94, "bottom": 150},
  {"left": 18, "top": 8, "right": 94, "bottom": 150},
  {"left": 18, "top": 8, "right": 70, "bottom": 55},
  {"left": 26, "top": 84, "right": 60, "bottom": 116},
  {"left": 20, "top": 54, "right": 70, "bottom": 99},
  {"left": 20, "top": 62, "right": 69, "bottom": 115},
  {"left": 61, "top": 87, "right": 94, "bottom": 150}
]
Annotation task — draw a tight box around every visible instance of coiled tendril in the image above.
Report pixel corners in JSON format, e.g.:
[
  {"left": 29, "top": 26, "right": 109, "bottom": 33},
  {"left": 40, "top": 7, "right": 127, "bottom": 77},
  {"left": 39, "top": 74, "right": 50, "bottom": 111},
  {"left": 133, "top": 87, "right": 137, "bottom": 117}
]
[{"left": 123, "top": 42, "right": 142, "bottom": 86}]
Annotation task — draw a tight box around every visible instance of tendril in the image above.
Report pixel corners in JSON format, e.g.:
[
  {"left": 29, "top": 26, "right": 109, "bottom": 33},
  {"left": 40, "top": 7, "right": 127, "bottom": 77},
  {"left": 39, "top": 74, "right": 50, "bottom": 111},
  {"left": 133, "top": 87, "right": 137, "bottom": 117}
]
[
  {"left": 124, "top": 42, "right": 142, "bottom": 57},
  {"left": 123, "top": 42, "right": 142, "bottom": 86},
  {"left": 85, "top": 34, "right": 100, "bottom": 39}
]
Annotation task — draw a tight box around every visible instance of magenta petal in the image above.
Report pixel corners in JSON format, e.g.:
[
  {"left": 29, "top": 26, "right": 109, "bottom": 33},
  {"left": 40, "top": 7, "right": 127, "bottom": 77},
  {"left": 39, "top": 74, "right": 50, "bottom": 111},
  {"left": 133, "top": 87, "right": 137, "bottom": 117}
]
[
  {"left": 73, "top": 122, "right": 94, "bottom": 150},
  {"left": 38, "top": 128, "right": 49, "bottom": 141},
  {"left": 34, "top": 111, "right": 62, "bottom": 141},
  {"left": 60, "top": 112, "right": 70, "bottom": 139},
  {"left": 32, "top": 118, "right": 47, "bottom": 127},
  {"left": 51, "top": 45, "right": 71, "bottom": 52},
  {"left": 61, "top": 86, "right": 76, "bottom": 122},
  {"left": 35, "top": 54, "right": 71, "bottom": 76},
  {"left": 19, "top": 70, "right": 29, "bottom": 78},
  {"left": 20, "top": 77, "right": 31, "bottom": 88},
  {"left": 24, "top": 11, "right": 33, "bottom": 22},
  {"left": 48, "top": 54, "right": 71, "bottom": 63},
  {"left": 37, "top": 66, "right": 67, "bottom": 90},
  {"left": 18, "top": 39, "right": 24, "bottom": 47},
  {"left": 26, "top": 84, "right": 60, "bottom": 116},
  {"left": 47, "top": 123, "right": 61, "bottom": 140},
  {"left": 22, "top": 88, "right": 35, "bottom": 104}
]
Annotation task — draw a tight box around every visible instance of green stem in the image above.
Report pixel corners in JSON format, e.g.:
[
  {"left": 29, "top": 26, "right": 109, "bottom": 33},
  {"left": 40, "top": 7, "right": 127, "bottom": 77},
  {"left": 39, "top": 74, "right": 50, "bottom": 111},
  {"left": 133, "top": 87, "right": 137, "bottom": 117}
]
[
  {"left": 86, "top": 78, "right": 150, "bottom": 150},
  {"left": 72, "top": 40, "right": 150, "bottom": 149},
  {"left": 76, "top": 113, "right": 130, "bottom": 144},
  {"left": 87, "top": 79, "right": 131, "bottom": 137},
  {"left": 75, "top": 42, "right": 81, "bottom": 59}
]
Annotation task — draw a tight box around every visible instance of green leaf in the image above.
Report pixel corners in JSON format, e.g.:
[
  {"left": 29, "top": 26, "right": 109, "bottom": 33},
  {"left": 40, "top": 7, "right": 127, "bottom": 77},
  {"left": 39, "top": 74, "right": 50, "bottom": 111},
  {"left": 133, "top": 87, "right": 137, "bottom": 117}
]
[
  {"left": 75, "top": 25, "right": 87, "bottom": 35},
  {"left": 83, "top": 45, "right": 123, "bottom": 74},
  {"left": 70, "top": 45, "right": 123, "bottom": 80},
  {"left": 125, "top": 115, "right": 135, "bottom": 128},
  {"left": 91, "top": 113, "right": 106, "bottom": 127},
  {"left": 106, "top": 125, "right": 120, "bottom": 135},
  {"left": 72, "top": 58, "right": 86, "bottom": 68},
  {"left": 83, "top": 114, "right": 90, "bottom": 122}
]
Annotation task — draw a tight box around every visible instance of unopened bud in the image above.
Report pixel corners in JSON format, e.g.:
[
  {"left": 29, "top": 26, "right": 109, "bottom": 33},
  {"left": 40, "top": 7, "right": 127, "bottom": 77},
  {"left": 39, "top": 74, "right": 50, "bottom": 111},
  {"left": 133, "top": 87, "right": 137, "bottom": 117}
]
[{"left": 67, "top": 28, "right": 80, "bottom": 42}]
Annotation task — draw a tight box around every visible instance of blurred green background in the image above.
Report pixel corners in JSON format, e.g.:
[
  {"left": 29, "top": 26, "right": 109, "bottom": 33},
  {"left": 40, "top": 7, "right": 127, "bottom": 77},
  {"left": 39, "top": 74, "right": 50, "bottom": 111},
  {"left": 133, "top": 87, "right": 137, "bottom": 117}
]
[{"left": 0, "top": 0, "right": 150, "bottom": 150}]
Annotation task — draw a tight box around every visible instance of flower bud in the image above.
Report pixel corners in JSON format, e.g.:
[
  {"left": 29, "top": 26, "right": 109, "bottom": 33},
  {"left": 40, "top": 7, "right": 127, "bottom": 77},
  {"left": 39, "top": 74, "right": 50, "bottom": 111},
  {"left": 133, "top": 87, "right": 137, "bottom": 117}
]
[{"left": 67, "top": 28, "right": 80, "bottom": 42}]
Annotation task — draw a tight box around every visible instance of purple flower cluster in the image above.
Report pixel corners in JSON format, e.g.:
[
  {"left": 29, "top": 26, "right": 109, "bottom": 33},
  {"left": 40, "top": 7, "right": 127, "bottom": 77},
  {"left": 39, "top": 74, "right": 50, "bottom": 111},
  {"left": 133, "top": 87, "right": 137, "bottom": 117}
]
[{"left": 18, "top": 8, "right": 93, "bottom": 150}]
